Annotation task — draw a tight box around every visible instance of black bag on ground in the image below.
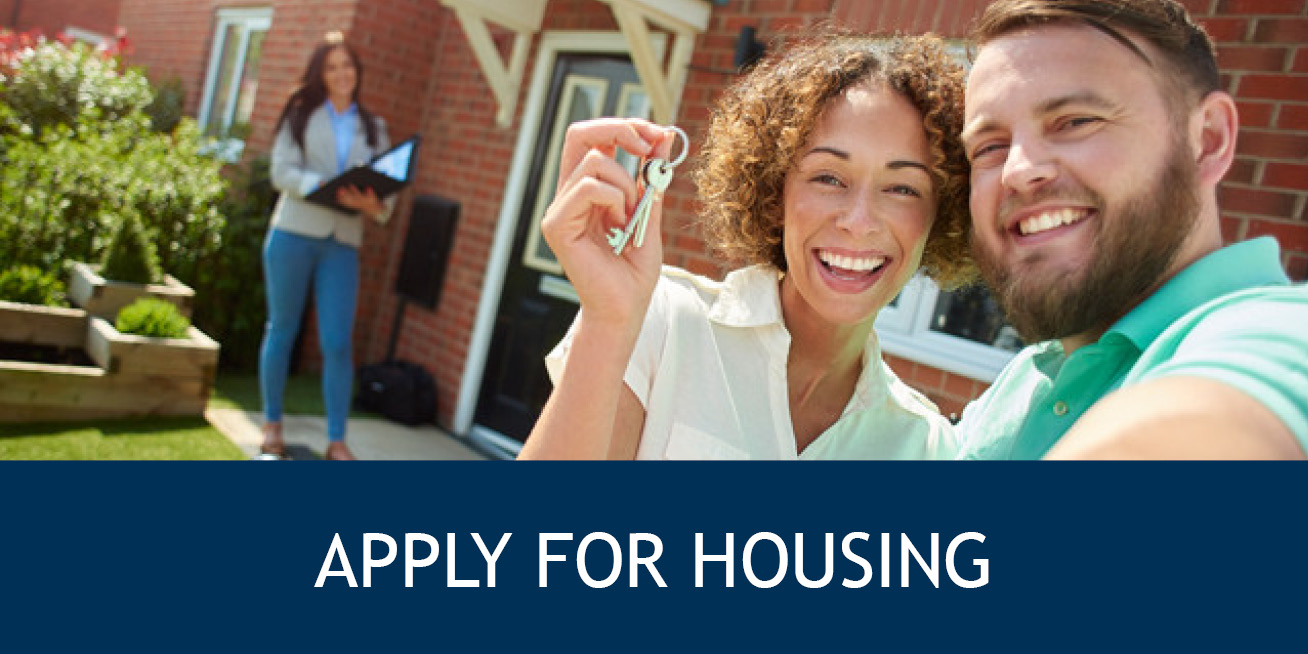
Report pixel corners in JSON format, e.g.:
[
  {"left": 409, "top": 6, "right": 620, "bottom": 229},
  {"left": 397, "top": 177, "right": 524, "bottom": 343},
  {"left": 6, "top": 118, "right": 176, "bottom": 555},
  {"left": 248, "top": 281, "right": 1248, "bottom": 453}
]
[{"left": 354, "top": 360, "right": 437, "bottom": 426}]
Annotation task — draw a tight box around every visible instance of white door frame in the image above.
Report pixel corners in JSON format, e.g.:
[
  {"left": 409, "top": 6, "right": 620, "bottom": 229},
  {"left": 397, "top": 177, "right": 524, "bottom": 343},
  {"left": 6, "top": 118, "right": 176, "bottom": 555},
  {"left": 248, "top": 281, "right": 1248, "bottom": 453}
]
[{"left": 453, "top": 31, "right": 636, "bottom": 444}]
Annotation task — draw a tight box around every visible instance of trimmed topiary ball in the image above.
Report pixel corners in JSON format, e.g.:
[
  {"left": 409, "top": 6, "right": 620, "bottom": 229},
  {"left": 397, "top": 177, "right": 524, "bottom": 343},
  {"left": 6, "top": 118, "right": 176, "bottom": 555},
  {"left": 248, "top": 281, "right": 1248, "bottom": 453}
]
[{"left": 115, "top": 297, "right": 190, "bottom": 339}]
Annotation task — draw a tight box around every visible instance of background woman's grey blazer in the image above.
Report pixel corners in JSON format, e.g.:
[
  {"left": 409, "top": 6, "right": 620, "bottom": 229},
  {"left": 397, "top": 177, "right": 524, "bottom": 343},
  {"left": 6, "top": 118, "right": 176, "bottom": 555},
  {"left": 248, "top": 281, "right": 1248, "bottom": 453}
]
[{"left": 268, "top": 104, "right": 395, "bottom": 248}]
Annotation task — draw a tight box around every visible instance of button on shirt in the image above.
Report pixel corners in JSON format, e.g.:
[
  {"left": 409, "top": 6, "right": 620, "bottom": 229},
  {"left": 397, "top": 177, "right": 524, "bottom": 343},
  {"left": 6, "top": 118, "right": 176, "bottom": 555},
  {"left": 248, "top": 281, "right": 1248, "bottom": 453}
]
[
  {"left": 325, "top": 101, "right": 359, "bottom": 174},
  {"left": 546, "top": 265, "right": 958, "bottom": 460},
  {"left": 957, "top": 237, "right": 1308, "bottom": 459}
]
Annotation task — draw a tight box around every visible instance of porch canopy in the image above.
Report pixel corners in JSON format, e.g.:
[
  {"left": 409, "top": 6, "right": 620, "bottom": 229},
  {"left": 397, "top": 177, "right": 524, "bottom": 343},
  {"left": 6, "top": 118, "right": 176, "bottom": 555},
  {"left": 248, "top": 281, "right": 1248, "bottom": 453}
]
[{"left": 438, "top": 0, "right": 712, "bottom": 127}]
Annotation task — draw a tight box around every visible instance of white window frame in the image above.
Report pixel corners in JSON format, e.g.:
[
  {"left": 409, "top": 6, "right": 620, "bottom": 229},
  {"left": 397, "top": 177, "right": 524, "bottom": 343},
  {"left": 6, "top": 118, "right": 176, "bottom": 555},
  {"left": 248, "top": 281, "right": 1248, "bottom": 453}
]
[
  {"left": 874, "top": 276, "right": 1017, "bottom": 383},
  {"left": 62, "top": 27, "right": 107, "bottom": 47},
  {"left": 197, "top": 7, "right": 272, "bottom": 159}
]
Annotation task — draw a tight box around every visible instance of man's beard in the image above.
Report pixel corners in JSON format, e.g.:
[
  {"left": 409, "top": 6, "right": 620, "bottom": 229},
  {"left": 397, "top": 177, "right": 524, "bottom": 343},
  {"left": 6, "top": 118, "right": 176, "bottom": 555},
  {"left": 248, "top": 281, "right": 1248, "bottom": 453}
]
[{"left": 973, "top": 141, "right": 1200, "bottom": 345}]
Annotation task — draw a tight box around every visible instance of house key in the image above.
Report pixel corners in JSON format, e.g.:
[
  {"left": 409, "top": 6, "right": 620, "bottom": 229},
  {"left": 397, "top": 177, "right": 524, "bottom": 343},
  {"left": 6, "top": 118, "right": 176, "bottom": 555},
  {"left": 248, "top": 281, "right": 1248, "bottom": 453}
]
[{"left": 607, "top": 126, "right": 689, "bottom": 256}]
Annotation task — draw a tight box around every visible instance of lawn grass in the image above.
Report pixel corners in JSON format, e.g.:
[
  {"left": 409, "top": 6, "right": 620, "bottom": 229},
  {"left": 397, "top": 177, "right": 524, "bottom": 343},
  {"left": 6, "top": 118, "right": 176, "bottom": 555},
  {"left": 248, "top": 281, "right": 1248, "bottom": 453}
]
[
  {"left": 1, "top": 372, "right": 350, "bottom": 460},
  {"left": 210, "top": 371, "right": 317, "bottom": 413},
  {"left": 209, "top": 371, "right": 359, "bottom": 416},
  {"left": 0, "top": 417, "right": 245, "bottom": 460}
]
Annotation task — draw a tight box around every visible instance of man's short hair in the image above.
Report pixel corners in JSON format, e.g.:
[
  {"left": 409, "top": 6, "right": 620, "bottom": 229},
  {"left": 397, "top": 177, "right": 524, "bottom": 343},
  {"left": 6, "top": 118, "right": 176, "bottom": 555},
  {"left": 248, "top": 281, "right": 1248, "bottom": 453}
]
[{"left": 970, "top": 0, "right": 1220, "bottom": 109}]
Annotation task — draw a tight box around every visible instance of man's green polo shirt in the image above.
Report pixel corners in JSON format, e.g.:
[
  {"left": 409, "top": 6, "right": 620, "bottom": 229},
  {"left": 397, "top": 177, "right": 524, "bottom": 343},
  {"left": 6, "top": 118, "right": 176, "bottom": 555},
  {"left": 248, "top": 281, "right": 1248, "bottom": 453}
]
[{"left": 957, "top": 237, "right": 1308, "bottom": 459}]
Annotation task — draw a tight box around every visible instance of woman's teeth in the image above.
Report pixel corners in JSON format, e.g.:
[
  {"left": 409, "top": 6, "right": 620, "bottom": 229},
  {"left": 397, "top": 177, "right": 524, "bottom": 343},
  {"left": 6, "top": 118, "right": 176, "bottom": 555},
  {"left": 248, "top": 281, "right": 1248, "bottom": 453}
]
[{"left": 818, "top": 250, "right": 885, "bottom": 273}]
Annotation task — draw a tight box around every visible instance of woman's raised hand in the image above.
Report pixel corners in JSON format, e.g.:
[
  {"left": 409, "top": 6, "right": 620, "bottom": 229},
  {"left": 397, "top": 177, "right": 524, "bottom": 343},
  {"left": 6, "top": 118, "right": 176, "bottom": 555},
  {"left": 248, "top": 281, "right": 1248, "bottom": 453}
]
[{"left": 540, "top": 118, "right": 676, "bottom": 330}]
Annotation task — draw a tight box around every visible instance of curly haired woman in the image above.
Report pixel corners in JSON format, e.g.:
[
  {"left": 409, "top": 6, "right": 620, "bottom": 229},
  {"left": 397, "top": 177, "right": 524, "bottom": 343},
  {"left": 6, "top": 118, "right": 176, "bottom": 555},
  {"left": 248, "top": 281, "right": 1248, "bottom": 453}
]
[{"left": 519, "top": 31, "right": 974, "bottom": 460}]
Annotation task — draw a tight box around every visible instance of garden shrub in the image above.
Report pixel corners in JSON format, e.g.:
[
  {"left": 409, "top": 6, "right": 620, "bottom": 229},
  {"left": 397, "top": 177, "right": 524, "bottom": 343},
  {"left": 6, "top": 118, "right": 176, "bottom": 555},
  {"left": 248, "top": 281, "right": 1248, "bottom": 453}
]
[
  {"left": 0, "top": 33, "right": 227, "bottom": 282},
  {"left": 145, "top": 76, "right": 185, "bottom": 134},
  {"left": 115, "top": 297, "right": 190, "bottom": 339},
  {"left": 0, "top": 37, "right": 152, "bottom": 136},
  {"left": 191, "top": 155, "right": 276, "bottom": 371},
  {"left": 100, "top": 212, "right": 162, "bottom": 285},
  {"left": 0, "top": 265, "right": 67, "bottom": 306}
]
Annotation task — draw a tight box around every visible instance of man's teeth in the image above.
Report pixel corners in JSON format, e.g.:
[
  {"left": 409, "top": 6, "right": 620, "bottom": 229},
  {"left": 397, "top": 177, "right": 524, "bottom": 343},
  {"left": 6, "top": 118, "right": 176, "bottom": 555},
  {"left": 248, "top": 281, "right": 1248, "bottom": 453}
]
[
  {"left": 818, "top": 251, "right": 885, "bottom": 272},
  {"left": 1018, "top": 209, "right": 1085, "bottom": 235}
]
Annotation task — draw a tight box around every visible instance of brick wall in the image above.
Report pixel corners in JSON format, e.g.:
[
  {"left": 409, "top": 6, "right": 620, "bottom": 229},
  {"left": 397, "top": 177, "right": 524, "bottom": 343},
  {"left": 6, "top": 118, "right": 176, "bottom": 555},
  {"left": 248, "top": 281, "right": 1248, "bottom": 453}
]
[{"left": 0, "top": 0, "right": 121, "bottom": 36}]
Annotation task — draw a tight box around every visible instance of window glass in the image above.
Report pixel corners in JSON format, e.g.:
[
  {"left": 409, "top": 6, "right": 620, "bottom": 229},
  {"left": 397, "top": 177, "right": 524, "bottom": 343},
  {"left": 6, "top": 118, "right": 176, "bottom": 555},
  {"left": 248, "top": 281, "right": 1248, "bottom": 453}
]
[
  {"left": 233, "top": 28, "right": 266, "bottom": 134},
  {"left": 521, "top": 76, "right": 608, "bottom": 275},
  {"left": 202, "top": 23, "right": 243, "bottom": 135},
  {"left": 929, "top": 285, "right": 1022, "bottom": 352},
  {"left": 198, "top": 8, "right": 271, "bottom": 158}
]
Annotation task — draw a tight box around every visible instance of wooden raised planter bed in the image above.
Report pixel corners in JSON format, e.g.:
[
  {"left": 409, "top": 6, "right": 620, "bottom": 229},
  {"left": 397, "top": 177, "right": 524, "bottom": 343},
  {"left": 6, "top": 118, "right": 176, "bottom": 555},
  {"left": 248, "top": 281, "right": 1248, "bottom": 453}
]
[
  {"left": 0, "top": 297, "right": 219, "bottom": 424},
  {"left": 67, "top": 261, "right": 194, "bottom": 319},
  {"left": 0, "top": 300, "right": 88, "bottom": 349}
]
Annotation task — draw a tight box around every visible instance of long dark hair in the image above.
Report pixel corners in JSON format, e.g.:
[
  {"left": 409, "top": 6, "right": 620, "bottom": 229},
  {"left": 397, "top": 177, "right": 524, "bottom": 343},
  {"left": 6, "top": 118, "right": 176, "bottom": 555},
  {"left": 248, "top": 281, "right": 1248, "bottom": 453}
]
[{"left": 274, "top": 33, "right": 379, "bottom": 152}]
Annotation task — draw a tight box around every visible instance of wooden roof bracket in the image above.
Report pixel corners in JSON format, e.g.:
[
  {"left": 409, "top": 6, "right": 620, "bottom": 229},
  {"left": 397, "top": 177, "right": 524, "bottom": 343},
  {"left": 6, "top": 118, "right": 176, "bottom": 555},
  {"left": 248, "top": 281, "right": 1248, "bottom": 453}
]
[
  {"left": 594, "top": 0, "right": 711, "bottom": 124},
  {"left": 439, "top": 0, "right": 547, "bottom": 128}
]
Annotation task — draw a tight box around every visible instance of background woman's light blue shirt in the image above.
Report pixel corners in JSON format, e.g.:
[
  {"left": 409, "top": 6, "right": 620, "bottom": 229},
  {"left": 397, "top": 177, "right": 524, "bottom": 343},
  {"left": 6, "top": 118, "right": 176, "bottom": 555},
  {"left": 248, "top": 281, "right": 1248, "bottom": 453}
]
[{"left": 325, "top": 101, "right": 358, "bottom": 174}]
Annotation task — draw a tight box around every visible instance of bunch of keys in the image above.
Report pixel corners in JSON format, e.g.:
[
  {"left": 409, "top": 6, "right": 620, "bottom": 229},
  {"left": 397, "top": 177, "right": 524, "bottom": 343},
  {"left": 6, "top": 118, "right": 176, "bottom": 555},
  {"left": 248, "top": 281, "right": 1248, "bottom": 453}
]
[{"left": 607, "top": 125, "right": 689, "bottom": 256}]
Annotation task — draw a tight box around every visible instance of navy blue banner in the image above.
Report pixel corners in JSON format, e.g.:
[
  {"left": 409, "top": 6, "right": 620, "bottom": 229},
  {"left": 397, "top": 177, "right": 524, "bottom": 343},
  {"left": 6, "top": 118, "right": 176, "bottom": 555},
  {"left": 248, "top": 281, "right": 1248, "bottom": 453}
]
[{"left": 1, "top": 462, "right": 1303, "bottom": 651}]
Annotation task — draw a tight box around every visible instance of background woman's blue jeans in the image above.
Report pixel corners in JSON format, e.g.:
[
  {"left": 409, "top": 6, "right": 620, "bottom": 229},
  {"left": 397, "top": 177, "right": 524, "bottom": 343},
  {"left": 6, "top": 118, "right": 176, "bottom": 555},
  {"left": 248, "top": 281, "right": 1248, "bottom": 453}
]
[{"left": 259, "top": 229, "right": 359, "bottom": 441}]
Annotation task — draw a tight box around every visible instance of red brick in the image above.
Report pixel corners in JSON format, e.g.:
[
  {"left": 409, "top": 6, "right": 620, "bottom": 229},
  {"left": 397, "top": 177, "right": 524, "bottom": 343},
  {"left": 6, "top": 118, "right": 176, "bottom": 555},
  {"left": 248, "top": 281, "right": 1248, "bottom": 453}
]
[
  {"left": 1217, "top": 45, "right": 1289, "bottom": 72},
  {"left": 751, "top": 0, "right": 791, "bottom": 15},
  {"left": 1221, "top": 186, "right": 1300, "bottom": 217},
  {"left": 911, "top": 363, "right": 946, "bottom": 389},
  {"left": 767, "top": 16, "right": 809, "bottom": 34},
  {"left": 1238, "top": 131, "right": 1308, "bottom": 159},
  {"left": 1221, "top": 214, "right": 1248, "bottom": 242},
  {"left": 1253, "top": 18, "right": 1308, "bottom": 43},
  {"left": 1239, "top": 74, "right": 1308, "bottom": 101},
  {"left": 942, "top": 371, "right": 978, "bottom": 399},
  {"left": 1294, "top": 48, "right": 1308, "bottom": 73},
  {"left": 1264, "top": 163, "right": 1308, "bottom": 190},
  {"left": 884, "top": 355, "right": 914, "bottom": 382},
  {"left": 794, "top": 0, "right": 835, "bottom": 12},
  {"left": 1227, "top": 157, "right": 1259, "bottom": 183},
  {"left": 10, "top": 0, "right": 122, "bottom": 36},
  {"left": 1286, "top": 253, "right": 1308, "bottom": 281},
  {"left": 1216, "top": 0, "right": 1305, "bottom": 14},
  {"left": 1277, "top": 104, "right": 1308, "bottom": 130},
  {"left": 1219, "top": 72, "right": 1237, "bottom": 94},
  {"left": 1200, "top": 17, "right": 1251, "bottom": 42},
  {"left": 1247, "top": 219, "right": 1308, "bottom": 251},
  {"left": 1234, "top": 101, "right": 1274, "bottom": 128}
]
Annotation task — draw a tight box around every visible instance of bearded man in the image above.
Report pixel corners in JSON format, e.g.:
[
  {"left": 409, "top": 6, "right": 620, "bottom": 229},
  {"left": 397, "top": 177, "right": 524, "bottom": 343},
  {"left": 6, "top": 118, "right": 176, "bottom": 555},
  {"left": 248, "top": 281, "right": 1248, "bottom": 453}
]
[{"left": 955, "top": 0, "right": 1308, "bottom": 459}]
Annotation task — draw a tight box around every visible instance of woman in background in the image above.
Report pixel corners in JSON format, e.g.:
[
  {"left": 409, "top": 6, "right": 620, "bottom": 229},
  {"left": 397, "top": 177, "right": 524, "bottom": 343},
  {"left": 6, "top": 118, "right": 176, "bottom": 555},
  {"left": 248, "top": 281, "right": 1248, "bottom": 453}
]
[{"left": 259, "top": 31, "right": 393, "bottom": 461}]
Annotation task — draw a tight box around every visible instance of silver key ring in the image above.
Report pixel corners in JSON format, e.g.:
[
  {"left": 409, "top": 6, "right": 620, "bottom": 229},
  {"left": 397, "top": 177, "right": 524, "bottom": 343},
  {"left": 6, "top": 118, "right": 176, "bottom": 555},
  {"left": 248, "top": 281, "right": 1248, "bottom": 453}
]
[{"left": 665, "top": 126, "right": 690, "bottom": 168}]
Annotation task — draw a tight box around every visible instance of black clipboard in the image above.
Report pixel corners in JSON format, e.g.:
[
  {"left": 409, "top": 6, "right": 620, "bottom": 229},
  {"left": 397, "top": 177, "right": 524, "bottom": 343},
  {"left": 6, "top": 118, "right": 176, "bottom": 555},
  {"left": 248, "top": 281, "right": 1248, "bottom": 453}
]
[{"left": 305, "top": 135, "right": 421, "bottom": 213}]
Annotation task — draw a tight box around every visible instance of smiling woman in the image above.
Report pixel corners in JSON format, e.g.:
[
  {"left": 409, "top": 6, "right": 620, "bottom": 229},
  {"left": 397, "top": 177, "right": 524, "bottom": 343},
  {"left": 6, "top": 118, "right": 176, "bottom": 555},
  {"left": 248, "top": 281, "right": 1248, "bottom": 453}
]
[
  {"left": 518, "top": 29, "right": 975, "bottom": 461},
  {"left": 259, "top": 31, "right": 396, "bottom": 461}
]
